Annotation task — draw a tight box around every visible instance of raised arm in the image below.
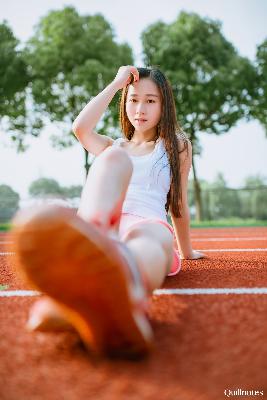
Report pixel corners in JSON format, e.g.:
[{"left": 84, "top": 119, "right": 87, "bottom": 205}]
[
  {"left": 170, "top": 140, "right": 205, "bottom": 260},
  {"left": 72, "top": 66, "right": 139, "bottom": 156}
]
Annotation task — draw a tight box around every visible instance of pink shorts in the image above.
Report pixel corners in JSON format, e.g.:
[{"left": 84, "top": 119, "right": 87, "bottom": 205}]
[{"left": 118, "top": 213, "right": 181, "bottom": 277}]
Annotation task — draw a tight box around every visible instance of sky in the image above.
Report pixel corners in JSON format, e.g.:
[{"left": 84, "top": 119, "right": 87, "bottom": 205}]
[{"left": 1, "top": 0, "right": 267, "bottom": 198}]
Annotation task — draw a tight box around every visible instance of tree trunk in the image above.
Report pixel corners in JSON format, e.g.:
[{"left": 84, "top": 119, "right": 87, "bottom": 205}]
[
  {"left": 84, "top": 149, "right": 90, "bottom": 179},
  {"left": 191, "top": 147, "right": 202, "bottom": 222}
]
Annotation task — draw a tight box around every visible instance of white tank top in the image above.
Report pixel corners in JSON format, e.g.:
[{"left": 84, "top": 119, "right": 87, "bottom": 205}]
[{"left": 112, "top": 137, "right": 171, "bottom": 221}]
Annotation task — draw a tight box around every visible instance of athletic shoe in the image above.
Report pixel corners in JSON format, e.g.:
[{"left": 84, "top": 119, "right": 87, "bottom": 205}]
[{"left": 11, "top": 205, "right": 154, "bottom": 359}]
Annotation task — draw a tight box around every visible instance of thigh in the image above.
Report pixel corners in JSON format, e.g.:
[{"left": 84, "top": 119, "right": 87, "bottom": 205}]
[{"left": 120, "top": 216, "right": 174, "bottom": 254}]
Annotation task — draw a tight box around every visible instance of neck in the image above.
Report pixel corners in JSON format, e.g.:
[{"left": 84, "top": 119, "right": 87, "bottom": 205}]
[{"left": 131, "top": 128, "right": 158, "bottom": 144}]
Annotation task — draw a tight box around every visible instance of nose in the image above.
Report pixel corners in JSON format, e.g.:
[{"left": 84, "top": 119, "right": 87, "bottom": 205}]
[{"left": 135, "top": 102, "right": 146, "bottom": 115}]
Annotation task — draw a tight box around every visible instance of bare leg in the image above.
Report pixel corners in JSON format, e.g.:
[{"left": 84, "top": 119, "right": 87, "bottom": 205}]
[
  {"left": 77, "top": 146, "right": 132, "bottom": 234},
  {"left": 28, "top": 146, "right": 173, "bottom": 331},
  {"left": 77, "top": 146, "right": 173, "bottom": 292},
  {"left": 122, "top": 223, "right": 173, "bottom": 293}
]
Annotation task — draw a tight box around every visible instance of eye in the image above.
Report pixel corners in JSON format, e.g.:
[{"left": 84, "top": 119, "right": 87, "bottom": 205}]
[
  {"left": 129, "top": 98, "right": 137, "bottom": 102},
  {"left": 147, "top": 99, "right": 156, "bottom": 103}
]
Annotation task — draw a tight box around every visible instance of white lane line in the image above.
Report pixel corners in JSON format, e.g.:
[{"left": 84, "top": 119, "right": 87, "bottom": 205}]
[
  {"left": 1, "top": 288, "right": 267, "bottom": 297},
  {"left": 154, "top": 288, "right": 267, "bottom": 295},
  {"left": 0, "top": 290, "right": 41, "bottom": 297},
  {"left": 192, "top": 237, "right": 267, "bottom": 242},
  {"left": 2, "top": 248, "right": 267, "bottom": 257},
  {"left": 199, "top": 248, "right": 267, "bottom": 252},
  {"left": 4, "top": 238, "right": 267, "bottom": 243}
]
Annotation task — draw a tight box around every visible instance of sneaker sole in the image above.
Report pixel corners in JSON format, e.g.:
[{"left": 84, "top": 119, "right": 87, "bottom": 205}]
[{"left": 11, "top": 206, "right": 154, "bottom": 359}]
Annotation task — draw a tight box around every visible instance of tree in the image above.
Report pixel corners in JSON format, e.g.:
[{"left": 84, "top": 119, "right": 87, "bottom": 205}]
[
  {"left": 29, "top": 178, "right": 82, "bottom": 200},
  {"left": 141, "top": 12, "right": 257, "bottom": 220},
  {"left": 29, "top": 178, "right": 63, "bottom": 197},
  {"left": 61, "top": 185, "right": 82, "bottom": 198},
  {"left": 0, "top": 21, "right": 35, "bottom": 151},
  {"left": 251, "top": 39, "right": 267, "bottom": 133},
  {"left": 0, "top": 184, "right": 20, "bottom": 222},
  {"left": 25, "top": 6, "right": 133, "bottom": 176}
]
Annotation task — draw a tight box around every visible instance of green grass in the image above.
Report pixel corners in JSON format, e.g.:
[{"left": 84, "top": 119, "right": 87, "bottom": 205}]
[
  {"left": 0, "top": 284, "right": 9, "bottom": 291},
  {"left": 189, "top": 218, "right": 267, "bottom": 228},
  {"left": 0, "top": 223, "right": 11, "bottom": 231}
]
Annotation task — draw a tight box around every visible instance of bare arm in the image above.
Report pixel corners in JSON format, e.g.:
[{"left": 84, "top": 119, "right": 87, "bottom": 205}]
[
  {"left": 170, "top": 140, "right": 205, "bottom": 259},
  {"left": 72, "top": 81, "right": 119, "bottom": 137},
  {"left": 171, "top": 204, "right": 193, "bottom": 259},
  {"left": 72, "top": 66, "right": 139, "bottom": 156}
]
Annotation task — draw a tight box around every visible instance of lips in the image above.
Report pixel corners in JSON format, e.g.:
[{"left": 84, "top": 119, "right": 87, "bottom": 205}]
[{"left": 135, "top": 118, "right": 147, "bottom": 122}]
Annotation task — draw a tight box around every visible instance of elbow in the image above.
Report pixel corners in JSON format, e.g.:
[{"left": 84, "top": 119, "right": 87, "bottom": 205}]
[
  {"left": 72, "top": 120, "right": 93, "bottom": 139},
  {"left": 72, "top": 120, "right": 81, "bottom": 137}
]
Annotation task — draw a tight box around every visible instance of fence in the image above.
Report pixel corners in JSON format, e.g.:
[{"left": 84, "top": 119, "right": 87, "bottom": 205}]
[
  {"left": 0, "top": 186, "right": 267, "bottom": 223},
  {"left": 187, "top": 186, "right": 267, "bottom": 220}
]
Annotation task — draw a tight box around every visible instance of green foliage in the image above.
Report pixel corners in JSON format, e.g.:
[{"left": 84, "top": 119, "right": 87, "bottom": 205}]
[
  {"left": 61, "top": 185, "right": 82, "bottom": 198},
  {"left": 28, "top": 178, "right": 82, "bottom": 198},
  {"left": 251, "top": 39, "right": 267, "bottom": 133},
  {"left": 190, "top": 218, "right": 267, "bottom": 227},
  {"left": 29, "top": 178, "right": 64, "bottom": 197},
  {"left": 0, "top": 22, "right": 28, "bottom": 104},
  {"left": 0, "top": 21, "right": 32, "bottom": 150},
  {"left": 141, "top": 12, "right": 257, "bottom": 143},
  {"left": 0, "top": 223, "right": 11, "bottom": 231},
  {"left": 25, "top": 7, "right": 133, "bottom": 150},
  {"left": 0, "top": 184, "right": 20, "bottom": 222}
]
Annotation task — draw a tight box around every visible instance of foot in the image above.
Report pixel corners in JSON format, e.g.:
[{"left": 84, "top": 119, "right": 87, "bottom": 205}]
[{"left": 12, "top": 205, "right": 153, "bottom": 359}]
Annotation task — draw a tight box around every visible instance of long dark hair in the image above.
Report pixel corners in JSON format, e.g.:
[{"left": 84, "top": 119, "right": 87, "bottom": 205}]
[{"left": 119, "top": 67, "right": 190, "bottom": 218}]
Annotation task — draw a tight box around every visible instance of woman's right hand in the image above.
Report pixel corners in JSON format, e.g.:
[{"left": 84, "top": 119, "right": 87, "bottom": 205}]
[{"left": 112, "top": 66, "right": 139, "bottom": 90}]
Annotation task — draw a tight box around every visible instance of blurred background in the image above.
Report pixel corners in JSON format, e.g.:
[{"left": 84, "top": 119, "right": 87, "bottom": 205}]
[{"left": 0, "top": 0, "right": 267, "bottom": 227}]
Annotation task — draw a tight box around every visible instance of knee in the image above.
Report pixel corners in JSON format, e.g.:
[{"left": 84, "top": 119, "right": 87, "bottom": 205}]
[{"left": 100, "top": 147, "right": 133, "bottom": 172}]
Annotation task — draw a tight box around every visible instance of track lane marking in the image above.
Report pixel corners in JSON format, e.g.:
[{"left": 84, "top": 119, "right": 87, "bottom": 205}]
[
  {"left": 1, "top": 288, "right": 267, "bottom": 297},
  {"left": 1, "top": 237, "right": 266, "bottom": 245},
  {"left": 198, "top": 248, "right": 267, "bottom": 252},
  {"left": 1, "top": 248, "right": 267, "bottom": 257},
  {"left": 192, "top": 237, "right": 267, "bottom": 242}
]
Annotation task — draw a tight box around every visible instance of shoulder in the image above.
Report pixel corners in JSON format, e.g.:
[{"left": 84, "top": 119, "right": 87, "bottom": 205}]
[{"left": 112, "top": 137, "right": 125, "bottom": 147}]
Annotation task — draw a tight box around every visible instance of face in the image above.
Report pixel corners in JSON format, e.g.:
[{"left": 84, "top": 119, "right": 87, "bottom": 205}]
[{"left": 126, "top": 78, "right": 162, "bottom": 136}]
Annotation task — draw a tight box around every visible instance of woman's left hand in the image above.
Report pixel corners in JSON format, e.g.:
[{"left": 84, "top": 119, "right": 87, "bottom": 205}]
[{"left": 181, "top": 250, "right": 206, "bottom": 260}]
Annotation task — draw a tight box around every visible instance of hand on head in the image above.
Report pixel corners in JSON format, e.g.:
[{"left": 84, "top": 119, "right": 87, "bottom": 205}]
[{"left": 113, "top": 66, "right": 139, "bottom": 90}]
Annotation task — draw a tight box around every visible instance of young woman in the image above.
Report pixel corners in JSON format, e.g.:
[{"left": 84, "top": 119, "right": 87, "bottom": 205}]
[{"left": 12, "top": 66, "right": 205, "bottom": 359}]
